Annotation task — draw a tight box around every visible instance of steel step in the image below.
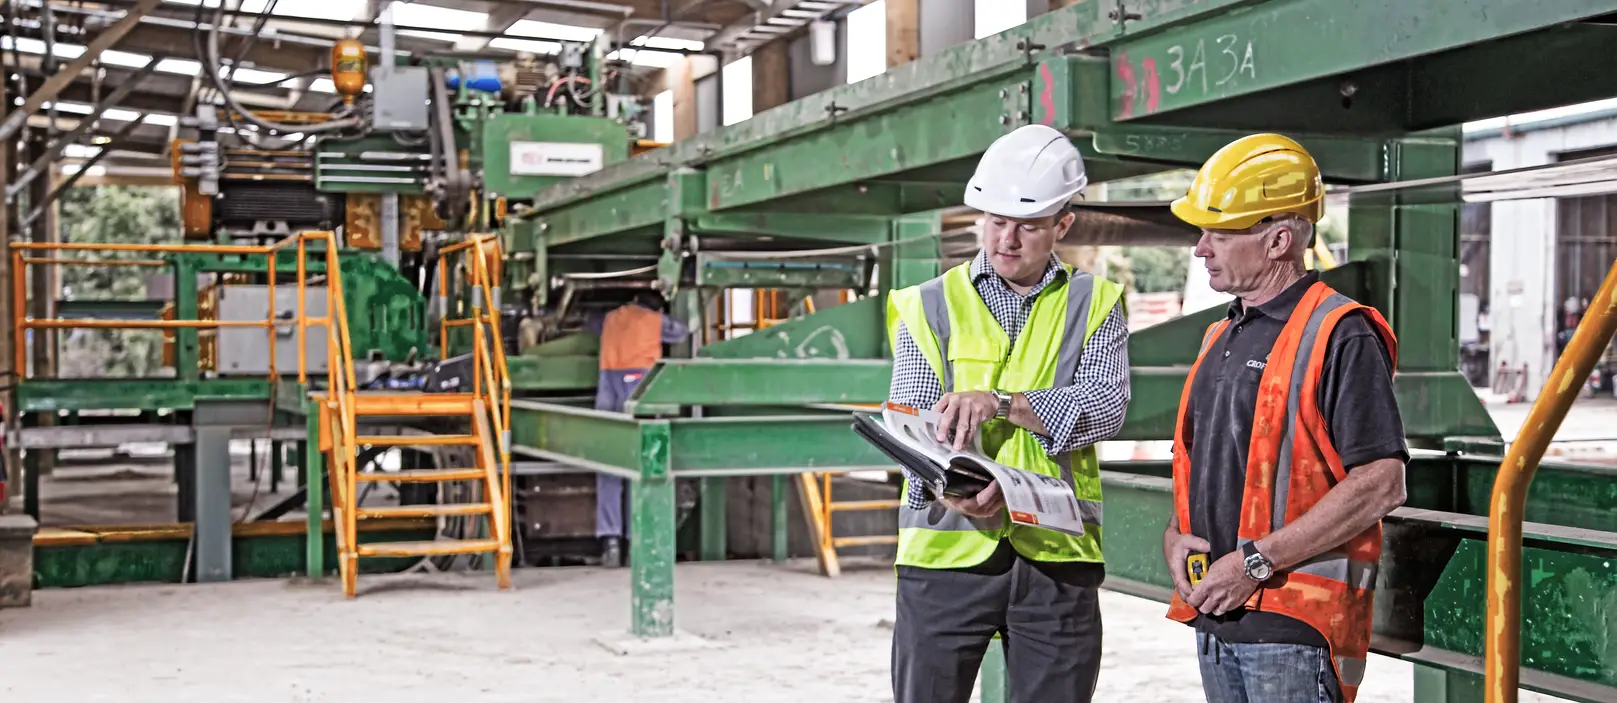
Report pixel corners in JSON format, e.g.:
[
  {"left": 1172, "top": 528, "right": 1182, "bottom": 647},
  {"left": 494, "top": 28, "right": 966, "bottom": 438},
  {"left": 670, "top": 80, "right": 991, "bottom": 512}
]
[
  {"left": 351, "top": 393, "right": 477, "bottom": 417},
  {"left": 356, "top": 503, "right": 492, "bottom": 519},
  {"left": 355, "top": 538, "right": 501, "bottom": 558},
  {"left": 356, "top": 434, "right": 480, "bottom": 447},
  {"left": 354, "top": 468, "right": 485, "bottom": 483}
]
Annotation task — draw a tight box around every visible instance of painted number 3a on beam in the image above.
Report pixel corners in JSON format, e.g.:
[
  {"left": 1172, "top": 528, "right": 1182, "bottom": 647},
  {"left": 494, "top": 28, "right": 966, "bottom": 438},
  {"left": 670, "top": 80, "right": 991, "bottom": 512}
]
[{"left": 1162, "top": 34, "right": 1256, "bottom": 97}]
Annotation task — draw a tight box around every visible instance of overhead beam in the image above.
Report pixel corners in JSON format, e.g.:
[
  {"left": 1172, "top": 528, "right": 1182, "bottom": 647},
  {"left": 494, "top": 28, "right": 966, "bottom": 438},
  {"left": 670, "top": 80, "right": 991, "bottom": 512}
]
[
  {"left": 0, "top": 0, "right": 162, "bottom": 143},
  {"left": 6, "top": 60, "right": 161, "bottom": 202},
  {"left": 1106, "top": 0, "right": 1617, "bottom": 121}
]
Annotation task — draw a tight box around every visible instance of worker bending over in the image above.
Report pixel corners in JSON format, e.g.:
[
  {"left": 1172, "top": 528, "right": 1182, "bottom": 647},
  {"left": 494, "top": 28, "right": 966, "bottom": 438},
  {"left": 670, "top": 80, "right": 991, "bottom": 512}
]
[
  {"left": 586, "top": 291, "right": 691, "bottom": 567},
  {"left": 1161, "top": 134, "right": 1408, "bottom": 703},
  {"left": 886, "top": 124, "right": 1130, "bottom": 703}
]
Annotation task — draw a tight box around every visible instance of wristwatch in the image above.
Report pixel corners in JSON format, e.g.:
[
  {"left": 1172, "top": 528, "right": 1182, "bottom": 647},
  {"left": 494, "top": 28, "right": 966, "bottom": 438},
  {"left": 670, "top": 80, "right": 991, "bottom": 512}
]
[
  {"left": 992, "top": 390, "right": 1012, "bottom": 419},
  {"left": 1241, "top": 541, "right": 1274, "bottom": 582}
]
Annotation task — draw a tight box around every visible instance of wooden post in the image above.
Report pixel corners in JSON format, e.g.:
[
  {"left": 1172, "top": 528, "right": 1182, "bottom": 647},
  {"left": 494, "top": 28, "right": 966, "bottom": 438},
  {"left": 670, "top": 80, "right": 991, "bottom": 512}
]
[
  {"left": 669, "top": 58, "right": 699, "bottom": 141},
  {"left": 886, "top": 0, "right": 921, "bottom": 68},
  {"left": 751, "top": 41, "right": 790, "bottom": 114}
]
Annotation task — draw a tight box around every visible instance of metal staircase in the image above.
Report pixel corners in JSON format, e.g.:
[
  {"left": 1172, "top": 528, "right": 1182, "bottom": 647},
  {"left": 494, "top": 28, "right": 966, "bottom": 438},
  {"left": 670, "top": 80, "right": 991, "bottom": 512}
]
[{"left": 286, "top": 231, "right": 513, "bottom": 598}]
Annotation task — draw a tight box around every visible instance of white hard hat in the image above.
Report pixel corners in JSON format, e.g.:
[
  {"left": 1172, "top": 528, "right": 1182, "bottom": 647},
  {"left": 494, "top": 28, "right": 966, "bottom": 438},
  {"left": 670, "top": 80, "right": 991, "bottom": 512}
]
[{"left": 964, "top": 124, "right": 1088, "bottom": 219}]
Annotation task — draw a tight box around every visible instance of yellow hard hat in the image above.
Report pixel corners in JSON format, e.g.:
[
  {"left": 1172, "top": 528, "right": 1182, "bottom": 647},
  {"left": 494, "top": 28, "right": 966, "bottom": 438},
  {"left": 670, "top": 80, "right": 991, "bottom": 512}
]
[{"left": 1170, "top": 133, "right": 1324, "bottom": 231}]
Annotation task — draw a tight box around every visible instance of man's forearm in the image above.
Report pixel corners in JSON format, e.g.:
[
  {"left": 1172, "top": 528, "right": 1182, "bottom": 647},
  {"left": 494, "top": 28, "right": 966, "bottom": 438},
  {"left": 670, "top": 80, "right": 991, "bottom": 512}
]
[
  {"left": 1253, "top": 458, "right": 1406, "bottom": 572},
  {"left": 1007, "top": 392, "right": 1051, "bottom": 437}
]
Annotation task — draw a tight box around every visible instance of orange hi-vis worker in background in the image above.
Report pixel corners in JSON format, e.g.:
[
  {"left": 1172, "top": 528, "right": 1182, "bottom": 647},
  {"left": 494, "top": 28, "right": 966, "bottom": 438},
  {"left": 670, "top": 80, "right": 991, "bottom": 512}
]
[
  {"left": 1160, "top": 134, "right": 1408, "bottom": 703},
  {"left": 585, "top": 291, "right": 691, "bottom": 567}
]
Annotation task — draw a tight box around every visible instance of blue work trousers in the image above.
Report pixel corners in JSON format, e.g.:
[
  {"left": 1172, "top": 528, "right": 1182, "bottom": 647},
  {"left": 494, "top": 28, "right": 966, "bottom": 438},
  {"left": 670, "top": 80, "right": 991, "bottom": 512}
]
[
  {"left": 1196, "top": 632, "right": 1343, "bottom": 703},
  {"left": 594, "top": 368, "right": 648, "bottom": 538}
]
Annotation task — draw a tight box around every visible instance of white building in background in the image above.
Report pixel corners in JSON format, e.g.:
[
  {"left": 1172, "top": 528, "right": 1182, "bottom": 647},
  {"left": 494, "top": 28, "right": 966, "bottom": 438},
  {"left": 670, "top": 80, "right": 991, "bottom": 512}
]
[{"left": 1462, "top": 100, "right": 1617, "bottom": 400}]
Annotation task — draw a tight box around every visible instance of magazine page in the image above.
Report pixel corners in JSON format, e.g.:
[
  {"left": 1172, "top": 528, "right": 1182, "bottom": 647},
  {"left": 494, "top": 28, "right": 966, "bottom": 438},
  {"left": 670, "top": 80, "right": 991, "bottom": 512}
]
[
  {"left": 966, "top": 458, "right": 1087, "bottom": 538},
  {"left": 879, "top": 402, "right": 1087, "bottom": 537},
  {"left": 880, "top": 402, "right": 979, "bottom": 463}
]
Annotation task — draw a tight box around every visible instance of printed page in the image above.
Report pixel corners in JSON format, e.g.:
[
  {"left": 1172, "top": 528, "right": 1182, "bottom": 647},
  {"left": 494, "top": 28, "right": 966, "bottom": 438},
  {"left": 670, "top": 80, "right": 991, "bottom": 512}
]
[
  {"left": 972, "top": 458, "right": 1087, "bottom": 537},
  {"left": 880, "top": 403, "right": 975, "bottom": 464}
]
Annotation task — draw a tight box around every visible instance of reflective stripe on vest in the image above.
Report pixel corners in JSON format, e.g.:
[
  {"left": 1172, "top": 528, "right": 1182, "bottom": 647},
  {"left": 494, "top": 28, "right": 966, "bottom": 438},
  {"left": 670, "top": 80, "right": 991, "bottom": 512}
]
[
  {"left": 1272, "top": 291, "right": 1350, "bottom": 533},
  {"left": 896, "top": 269, "right": 1105, "bottom": 532},
  {"left": 1166, "top": 281, "right": 1398, "bottom": 703}
]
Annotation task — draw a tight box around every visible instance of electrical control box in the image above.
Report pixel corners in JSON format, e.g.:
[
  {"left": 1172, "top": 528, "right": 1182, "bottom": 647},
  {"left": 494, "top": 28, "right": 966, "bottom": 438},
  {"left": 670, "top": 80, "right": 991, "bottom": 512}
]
[
  {"left": 371, "top": 66, "right": 430, "bottom": 132},
  {"left": 216, "top": 285, "right": 331, "bottom": 375}
]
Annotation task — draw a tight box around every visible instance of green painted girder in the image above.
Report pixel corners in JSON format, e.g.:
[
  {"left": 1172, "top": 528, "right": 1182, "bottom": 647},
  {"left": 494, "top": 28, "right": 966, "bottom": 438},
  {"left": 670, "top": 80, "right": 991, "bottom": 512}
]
[
  {"left": 690, "top": 213, "right": 892, "bottom": 244},
  {"left": 523, "top": 1, "right": 1254, "bottom": 217},
  {"left": 625, "top": 359, "right": 892, "bottom": 412},
  {"left": 509, "top": 401, "right": 891, "bottom": 479},
  {"left": 699, "top": 295, "right": 888, "bottom": 360},
  {"left": 53, "top": 299, "right": 169, "bottom": 320},
  {"left": 693, "top": 257, "right": 866, "bottom": 290},
  {"left": 16, "top": 378, "right": 273, "bottom": 413},
  {"left": 507, "top": 355, "right": 597, "bottom": 391},
  {"left": 1106, "top": 0, "right": 1617, "bottom": 123},
  {"left": 1095, "top": 468, "right": 1617, "bottom": 702}
]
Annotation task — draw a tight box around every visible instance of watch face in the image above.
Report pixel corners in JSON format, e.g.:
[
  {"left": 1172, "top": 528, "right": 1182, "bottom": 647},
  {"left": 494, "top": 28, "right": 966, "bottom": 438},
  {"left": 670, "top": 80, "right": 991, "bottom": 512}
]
[{"left": 1246, "top": 556, "right": 1271, "bottom": 581}]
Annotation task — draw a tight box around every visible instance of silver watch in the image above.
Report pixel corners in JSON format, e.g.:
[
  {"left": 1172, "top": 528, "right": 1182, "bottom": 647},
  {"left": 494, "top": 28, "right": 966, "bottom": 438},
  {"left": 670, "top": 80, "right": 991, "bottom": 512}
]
[{"left": 992, "top": 390, "right": 1012, "bottom": 419}]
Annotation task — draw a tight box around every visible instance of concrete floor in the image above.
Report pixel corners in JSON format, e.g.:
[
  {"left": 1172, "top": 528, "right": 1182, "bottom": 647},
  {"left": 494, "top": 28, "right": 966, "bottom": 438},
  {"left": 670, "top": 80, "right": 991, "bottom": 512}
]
[{"left": 0, "top": 558, "right": 1570, "bottom": 702}]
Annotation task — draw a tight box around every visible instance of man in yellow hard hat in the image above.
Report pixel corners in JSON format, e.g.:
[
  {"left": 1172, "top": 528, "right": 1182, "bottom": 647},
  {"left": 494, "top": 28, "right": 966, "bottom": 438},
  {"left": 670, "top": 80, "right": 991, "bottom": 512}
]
[{"left": 1159, "top": 134, "right": 1408, "bottom": 703}]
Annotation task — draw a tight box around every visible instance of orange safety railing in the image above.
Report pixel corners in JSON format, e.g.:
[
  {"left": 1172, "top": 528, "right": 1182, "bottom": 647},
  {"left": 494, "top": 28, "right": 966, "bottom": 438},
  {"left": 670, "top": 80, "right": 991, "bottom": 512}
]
[
  {"left": 10, "top": 240, "right": 296, "bottom": 381},
  {"left": 436, "top": 234, "right": 513, "bottom": 525}
]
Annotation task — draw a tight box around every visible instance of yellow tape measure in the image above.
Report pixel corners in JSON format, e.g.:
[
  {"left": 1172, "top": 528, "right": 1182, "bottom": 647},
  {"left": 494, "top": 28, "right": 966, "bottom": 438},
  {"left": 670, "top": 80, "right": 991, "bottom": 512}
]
[{"left": 1187, "top": 553, "right": 1209, "bottom": 586}]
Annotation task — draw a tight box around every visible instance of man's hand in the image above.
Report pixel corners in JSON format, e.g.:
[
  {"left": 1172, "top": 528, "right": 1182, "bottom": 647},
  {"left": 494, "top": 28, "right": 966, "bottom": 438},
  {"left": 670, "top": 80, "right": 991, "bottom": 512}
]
[
  {"left": 939, "top": 480, "right": 1004, "bottom": 518},
  {"left": 1185, "top": 549, "right": 1261, "bottom": 616},
  {"left": 1163, "top": 529, "right": 1211, "bottom": 600},
  {"left": 933, "top": 391, "right": 1000, "bottom": 451}
]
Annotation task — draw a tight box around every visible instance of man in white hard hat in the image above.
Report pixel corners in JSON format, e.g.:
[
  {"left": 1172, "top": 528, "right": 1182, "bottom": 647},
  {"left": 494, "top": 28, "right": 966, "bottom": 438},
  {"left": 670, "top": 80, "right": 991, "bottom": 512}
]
[{"left": 884, "top": 124, "right": 1131, "bottom": 702}]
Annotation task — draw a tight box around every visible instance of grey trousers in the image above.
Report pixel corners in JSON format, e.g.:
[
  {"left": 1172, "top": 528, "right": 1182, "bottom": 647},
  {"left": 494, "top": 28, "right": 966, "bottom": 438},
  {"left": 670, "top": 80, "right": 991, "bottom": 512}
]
[
  {"left": 892, "top": 540, "right": 1104, "bottom": 703},
  {"left": 594, "top": 368, "right": 648, "bottom": 538}
]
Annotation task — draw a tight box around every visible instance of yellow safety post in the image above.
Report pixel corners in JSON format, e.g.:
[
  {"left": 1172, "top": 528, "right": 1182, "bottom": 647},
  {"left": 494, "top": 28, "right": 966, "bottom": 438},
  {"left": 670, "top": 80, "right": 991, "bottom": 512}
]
[{"left": 1485, "top": 257, "right": 1617, "bottom": 703}]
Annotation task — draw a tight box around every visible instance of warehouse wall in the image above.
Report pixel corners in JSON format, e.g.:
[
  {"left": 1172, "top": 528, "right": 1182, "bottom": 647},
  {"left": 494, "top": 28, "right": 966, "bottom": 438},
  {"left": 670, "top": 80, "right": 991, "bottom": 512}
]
[{"left": 1464, "top": 116, "right": 1617, "bottom": 399}]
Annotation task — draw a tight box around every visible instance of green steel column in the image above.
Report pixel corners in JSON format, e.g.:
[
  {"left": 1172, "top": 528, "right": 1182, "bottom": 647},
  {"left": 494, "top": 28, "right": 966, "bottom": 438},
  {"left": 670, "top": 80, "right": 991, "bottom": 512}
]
[
  {"left": 978, "top": 638, "right": 1007, "bottom": 703},
  {"left": 698, "top": 477, "right": 726, "bottom": 561},
  {"left": 303, "top": 398, "right": 324, "bottom": 579},
  {"left": 631, "top": 421, "right": 675, "bottom": 637},
  {"left": 1349, "top": 134, "right": 1461, "bottom": 373},
  {"left": 771, "top": 474, "right": 789, "bottom": 563},
  {"left": 887, "top": 211, "right": 946, "bottom": 292},
  {"left": 1413, "top": 665, "right": 1485, "bottom": 703},
  {"left": 174, "top": 257, "right": 200, "bottom": 380}
]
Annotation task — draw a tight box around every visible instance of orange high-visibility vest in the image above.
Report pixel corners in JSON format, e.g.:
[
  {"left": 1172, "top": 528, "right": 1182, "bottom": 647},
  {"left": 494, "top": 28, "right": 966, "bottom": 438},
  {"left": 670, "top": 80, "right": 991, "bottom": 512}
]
[
  {"left": 1167, "top": 281, "right": 1398, "bottom": 703},
  {"left": 599, "top": 304, "right": 666, "bottom": 371}
]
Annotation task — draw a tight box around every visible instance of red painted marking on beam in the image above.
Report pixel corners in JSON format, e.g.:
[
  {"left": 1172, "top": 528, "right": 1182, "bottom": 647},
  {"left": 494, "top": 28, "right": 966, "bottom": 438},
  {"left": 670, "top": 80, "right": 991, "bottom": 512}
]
[
  {"left": 1115, "top": 53, "right": 1136, "bottom": 119},
  {"left": 1142, "top": 57, "right": 1161, "bottom": 114},
  {"left": 709, "top": 179, "right": 719, "bottom": 209},
  {"left": 1038, "top": 63, "right": 1056, "bottom": 126}
]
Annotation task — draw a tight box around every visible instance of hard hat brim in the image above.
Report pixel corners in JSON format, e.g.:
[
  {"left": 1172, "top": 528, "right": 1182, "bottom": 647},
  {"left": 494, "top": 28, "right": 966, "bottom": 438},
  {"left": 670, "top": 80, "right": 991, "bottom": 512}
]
[{"left": 1170, "top": 195, "right": 1324, "bottom": 232}]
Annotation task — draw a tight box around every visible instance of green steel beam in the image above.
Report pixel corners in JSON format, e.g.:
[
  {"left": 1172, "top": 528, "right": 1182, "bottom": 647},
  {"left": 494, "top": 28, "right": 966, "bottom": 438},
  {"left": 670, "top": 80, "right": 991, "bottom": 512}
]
[
  {"left": 1105, "top": 0, "right": 1617, "bottom": 122},
  {"left": 699, "top": 295, "right": 888, "bottom": 360},
  {"left": 691, "top": 213, "right": 894, "bottom": 244},
  {"left": 627, "top": 359, "right": 892, "bottom": 410},
  {"left": 507, "top": 355, "right": 598, "bottom": 391},
  {"left": 16, "top": 378, "right": 272, "bottom": 413},
  {"left": 508, "top": 401, "right": 650, "bottom": 480},
  {"left": 53, "top": 299, "right": 169, "bottom": 319}
]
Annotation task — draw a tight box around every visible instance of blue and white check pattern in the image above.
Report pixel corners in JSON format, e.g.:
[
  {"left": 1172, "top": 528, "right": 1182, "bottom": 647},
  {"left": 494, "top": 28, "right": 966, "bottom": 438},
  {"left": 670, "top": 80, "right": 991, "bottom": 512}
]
[{"left": 888, "top": 251, "right": 1132, "bottom": 509}]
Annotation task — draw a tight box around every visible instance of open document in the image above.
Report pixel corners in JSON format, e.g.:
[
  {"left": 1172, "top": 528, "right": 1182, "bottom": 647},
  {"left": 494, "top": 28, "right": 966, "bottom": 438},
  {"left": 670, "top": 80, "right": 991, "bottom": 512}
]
[{"left": 850, "top": 402, "right": 1087, "bottom": 538}]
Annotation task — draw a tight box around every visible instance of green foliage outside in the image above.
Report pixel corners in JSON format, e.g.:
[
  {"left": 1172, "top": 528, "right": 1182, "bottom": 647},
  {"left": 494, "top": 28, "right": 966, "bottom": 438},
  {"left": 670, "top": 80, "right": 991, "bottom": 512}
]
[{"left": 55, "top": 186, "right": 181, "bottom": 378}]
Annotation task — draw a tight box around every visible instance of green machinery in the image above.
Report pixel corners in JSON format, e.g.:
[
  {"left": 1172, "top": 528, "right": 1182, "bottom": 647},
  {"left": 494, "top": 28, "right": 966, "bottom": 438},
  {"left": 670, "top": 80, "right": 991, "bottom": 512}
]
[
  {"left": 9, "top": 22, "right": 650, "bottom": 586},
  {"left": 492, "top": 2, "right": 1617, "bottom": 701}
]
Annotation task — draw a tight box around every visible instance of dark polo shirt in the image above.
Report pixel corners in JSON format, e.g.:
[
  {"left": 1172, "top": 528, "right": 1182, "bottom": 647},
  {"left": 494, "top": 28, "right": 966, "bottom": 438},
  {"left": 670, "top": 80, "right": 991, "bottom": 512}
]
[{"left": 1184, "top": 272, "right": 1409, "bottom": 645}]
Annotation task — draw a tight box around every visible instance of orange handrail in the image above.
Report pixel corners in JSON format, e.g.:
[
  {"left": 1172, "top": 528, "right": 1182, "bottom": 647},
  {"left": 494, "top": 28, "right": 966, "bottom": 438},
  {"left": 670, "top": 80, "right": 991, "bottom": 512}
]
[
  {"left": 9, "top": 240, "right": 300, "bottom": 381},
  {"left": 1484, "top": 257, "right": 1617, "bottom": 703},
  {"left": 435, "top": 234, "right": 512, "bottom": 545}
]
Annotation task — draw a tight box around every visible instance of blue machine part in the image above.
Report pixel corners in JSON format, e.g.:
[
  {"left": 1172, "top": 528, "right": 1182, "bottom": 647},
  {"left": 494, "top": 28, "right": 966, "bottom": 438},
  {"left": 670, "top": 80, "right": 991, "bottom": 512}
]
[{"left": 447, "top": 61, "right": 503, "bottom": 94}]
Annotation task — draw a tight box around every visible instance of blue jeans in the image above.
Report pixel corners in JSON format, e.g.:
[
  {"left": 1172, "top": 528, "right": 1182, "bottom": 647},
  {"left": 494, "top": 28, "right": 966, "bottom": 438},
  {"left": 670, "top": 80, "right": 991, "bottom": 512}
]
[{"left": 1196, "top": 633, "right": 1343, "bottom": 703}]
